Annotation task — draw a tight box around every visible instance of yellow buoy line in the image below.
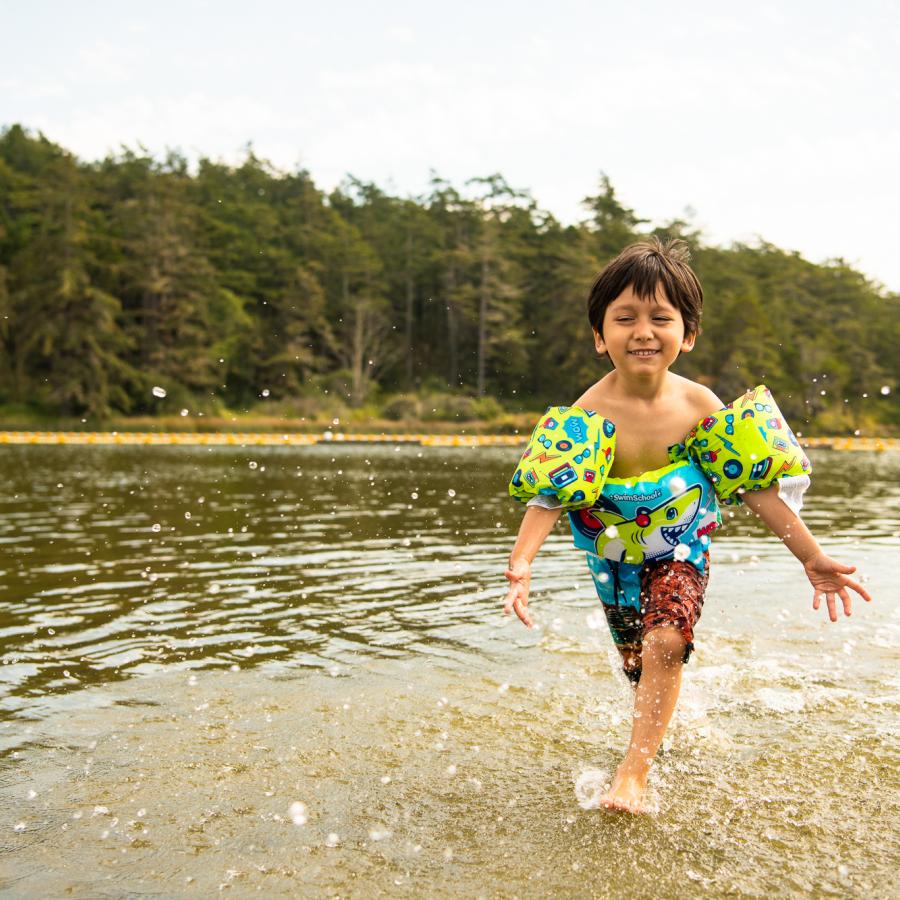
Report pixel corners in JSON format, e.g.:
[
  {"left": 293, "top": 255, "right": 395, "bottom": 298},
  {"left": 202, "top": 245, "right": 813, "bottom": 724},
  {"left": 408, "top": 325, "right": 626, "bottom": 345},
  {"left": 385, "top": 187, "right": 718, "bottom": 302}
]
[
  {"left": 0, "top": 431, "right": 522, "bottom": 447},
  {"left": 0, "top": 431, "right": 896, "bottom": 451}
]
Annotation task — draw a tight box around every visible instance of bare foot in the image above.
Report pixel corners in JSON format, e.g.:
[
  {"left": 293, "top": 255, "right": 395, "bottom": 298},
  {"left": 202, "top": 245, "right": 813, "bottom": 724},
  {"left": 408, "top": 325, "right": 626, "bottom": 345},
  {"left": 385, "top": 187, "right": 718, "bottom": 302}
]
[{"left": 598, "top": 769, "right": 648, "bottom": 814}]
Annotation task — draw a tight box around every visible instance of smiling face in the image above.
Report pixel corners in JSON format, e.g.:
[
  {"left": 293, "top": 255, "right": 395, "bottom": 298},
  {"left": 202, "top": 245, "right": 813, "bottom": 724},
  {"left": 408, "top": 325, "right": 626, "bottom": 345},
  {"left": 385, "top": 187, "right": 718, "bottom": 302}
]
[{"left": 593, "top": 284, "right": 696, "bottom": 371}]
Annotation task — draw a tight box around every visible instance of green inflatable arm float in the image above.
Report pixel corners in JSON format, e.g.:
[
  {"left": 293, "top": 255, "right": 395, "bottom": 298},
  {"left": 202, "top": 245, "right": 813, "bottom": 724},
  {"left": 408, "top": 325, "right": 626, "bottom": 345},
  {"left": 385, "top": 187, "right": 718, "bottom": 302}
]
[
  {"left": 508, "top": 406, "right": 616, "bottom": 510},
  {"left": 678, "top": 385, "right": 812, "bottom": 513}
]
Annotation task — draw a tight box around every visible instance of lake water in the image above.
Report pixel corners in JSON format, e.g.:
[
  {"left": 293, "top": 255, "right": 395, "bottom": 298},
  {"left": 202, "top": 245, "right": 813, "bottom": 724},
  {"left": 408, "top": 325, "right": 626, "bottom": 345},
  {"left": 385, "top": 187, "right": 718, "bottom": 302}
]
[{"left": 1, "top": 444, "right": 897, "bottom": 896}]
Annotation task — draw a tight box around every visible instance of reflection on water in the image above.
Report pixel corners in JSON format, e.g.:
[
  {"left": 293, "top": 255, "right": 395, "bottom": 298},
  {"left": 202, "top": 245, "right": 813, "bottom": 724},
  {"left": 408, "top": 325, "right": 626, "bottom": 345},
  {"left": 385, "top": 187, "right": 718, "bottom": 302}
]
[{"left": 1, "top": 445, "right": 898, "bottom": 896}]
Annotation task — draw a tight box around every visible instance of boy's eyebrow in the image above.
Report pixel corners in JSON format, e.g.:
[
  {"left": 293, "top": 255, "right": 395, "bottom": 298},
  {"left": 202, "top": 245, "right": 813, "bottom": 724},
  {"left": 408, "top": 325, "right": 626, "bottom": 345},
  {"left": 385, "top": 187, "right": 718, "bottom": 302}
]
[{"left": 610, "top": 303, "right": 672, "bottom": 312}]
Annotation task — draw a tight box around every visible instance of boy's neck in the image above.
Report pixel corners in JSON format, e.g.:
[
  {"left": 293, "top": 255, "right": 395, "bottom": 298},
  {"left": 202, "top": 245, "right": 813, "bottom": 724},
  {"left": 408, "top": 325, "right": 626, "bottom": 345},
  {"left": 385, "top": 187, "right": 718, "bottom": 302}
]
[{"left": 607, "top": 369, "right": 672, "bottom": 402}]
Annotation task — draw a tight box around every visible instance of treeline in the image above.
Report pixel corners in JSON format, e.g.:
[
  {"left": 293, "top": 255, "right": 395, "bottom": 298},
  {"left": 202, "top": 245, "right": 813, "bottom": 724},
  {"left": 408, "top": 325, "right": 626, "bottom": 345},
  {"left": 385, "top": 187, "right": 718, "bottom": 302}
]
[{"left": 0, "top": 124, "right": 896, "bottom": 431}]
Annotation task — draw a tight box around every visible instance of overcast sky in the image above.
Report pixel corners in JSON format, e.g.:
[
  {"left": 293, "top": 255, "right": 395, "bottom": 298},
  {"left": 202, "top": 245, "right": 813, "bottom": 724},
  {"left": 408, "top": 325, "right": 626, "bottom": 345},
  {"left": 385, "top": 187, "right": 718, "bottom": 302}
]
[{"left": 3, "top": 0, "right": 899, "bottom": 290}]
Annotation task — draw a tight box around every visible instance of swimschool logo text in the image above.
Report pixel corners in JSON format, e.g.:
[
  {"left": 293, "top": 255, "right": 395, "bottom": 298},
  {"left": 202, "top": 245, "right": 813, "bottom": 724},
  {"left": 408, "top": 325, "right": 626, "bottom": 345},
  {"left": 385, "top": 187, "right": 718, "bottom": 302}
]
[{"left": 605, "top": 489, "right": 662, "bottom": 503}]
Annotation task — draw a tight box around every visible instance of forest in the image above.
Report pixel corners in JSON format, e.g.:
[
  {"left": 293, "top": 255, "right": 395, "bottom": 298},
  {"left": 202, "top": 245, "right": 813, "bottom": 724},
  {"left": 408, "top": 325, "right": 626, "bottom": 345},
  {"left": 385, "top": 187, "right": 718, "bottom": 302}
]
[{"left": 0, "top": 124, "right": 897, "bottom": 432}]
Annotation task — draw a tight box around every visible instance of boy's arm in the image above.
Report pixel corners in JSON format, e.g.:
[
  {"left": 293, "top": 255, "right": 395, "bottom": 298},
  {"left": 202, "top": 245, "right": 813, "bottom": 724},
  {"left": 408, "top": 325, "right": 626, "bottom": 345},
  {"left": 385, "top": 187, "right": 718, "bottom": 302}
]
[
  {"left": 503, "top": 505, "right": 564, "bottom": 628},
  {"left": 741, "top": 486, "right": 872, "bottom": 621}
]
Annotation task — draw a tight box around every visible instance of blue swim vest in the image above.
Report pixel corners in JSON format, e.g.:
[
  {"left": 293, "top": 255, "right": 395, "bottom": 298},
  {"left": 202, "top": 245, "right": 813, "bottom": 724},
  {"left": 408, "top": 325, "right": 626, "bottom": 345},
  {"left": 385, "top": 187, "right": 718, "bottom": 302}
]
[{"left": 568, "top": 452, "right": 721, "bottom": 610}]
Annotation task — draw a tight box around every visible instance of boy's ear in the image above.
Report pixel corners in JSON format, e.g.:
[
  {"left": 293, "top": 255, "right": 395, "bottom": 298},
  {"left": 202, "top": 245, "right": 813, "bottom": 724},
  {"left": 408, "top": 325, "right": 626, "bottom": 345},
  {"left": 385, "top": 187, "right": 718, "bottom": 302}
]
[
  {"left": 681, "top": 331, "right": 697, "bottom": 353},
  {"left": 593, "top": 328, "right": 606, "bottom": 355}
]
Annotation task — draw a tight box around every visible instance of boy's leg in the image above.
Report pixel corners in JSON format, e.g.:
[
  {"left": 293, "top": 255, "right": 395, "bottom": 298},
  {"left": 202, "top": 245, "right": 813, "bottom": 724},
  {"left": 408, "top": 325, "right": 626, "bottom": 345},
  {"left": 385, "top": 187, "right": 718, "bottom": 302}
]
[
  {"left": 601, "top": 625, "right": 685, "bottom": 811},
  {"left": 600, "top": 554, "right": 709, "bottom": 813}
]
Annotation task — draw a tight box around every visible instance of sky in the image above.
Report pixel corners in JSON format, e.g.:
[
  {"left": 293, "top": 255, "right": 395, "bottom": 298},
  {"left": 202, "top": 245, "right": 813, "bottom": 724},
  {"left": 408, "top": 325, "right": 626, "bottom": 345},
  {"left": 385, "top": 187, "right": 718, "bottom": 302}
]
[{"left": 3, "top": 0, "right": 900, "bottom": 290}]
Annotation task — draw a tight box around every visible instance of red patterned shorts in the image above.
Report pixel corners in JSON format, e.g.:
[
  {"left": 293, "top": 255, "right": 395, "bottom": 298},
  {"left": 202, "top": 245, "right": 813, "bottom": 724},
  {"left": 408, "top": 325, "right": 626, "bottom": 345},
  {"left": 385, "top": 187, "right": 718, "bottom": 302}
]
[{"left": 601, "top": 551, "right": 710, "bottom": 681}]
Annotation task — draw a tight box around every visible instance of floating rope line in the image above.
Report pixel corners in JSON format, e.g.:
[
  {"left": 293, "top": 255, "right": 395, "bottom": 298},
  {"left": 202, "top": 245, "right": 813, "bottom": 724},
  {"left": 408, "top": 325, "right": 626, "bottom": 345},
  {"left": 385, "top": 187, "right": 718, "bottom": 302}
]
[{"left": 0, "top": 432, "right": 894, "bottom": 450}]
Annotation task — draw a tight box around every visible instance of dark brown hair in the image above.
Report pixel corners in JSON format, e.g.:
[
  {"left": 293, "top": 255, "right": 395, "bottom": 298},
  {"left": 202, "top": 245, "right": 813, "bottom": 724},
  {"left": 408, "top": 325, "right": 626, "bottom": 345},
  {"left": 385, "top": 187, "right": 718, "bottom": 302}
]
[{"left": 587, "top": 237, "right": 704, "bottom": 338}]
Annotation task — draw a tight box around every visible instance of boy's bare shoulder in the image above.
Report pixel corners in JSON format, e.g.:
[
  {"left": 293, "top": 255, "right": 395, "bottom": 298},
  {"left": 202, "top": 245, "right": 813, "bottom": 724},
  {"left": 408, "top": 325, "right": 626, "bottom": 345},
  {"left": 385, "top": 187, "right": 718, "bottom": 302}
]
[
  {"left": 680, "top": 377, "right": 724, "bottom": 418},
  {"left": 572, "top": 378, "right": 612, "bottom": 415}
]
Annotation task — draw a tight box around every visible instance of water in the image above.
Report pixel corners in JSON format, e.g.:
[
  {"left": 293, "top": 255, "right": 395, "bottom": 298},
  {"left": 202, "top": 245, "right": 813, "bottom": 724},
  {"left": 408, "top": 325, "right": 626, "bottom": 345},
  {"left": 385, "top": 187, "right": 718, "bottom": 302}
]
[{"left": 1, "top": 444, "right": 897, "bottom": 896}]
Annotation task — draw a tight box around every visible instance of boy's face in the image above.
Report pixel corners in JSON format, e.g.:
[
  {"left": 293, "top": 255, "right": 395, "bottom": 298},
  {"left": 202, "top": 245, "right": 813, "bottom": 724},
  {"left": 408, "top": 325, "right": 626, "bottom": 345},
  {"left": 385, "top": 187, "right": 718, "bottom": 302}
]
[{"left": 593, "top": 284, "right": 695, "bottom": 371}]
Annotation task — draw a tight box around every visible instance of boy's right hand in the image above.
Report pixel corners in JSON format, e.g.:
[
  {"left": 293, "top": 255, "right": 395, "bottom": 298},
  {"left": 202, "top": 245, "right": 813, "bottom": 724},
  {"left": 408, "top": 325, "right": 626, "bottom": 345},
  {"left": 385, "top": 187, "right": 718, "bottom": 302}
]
[{"left": 503, "top": 558, "right": 533, "bottom": 628}]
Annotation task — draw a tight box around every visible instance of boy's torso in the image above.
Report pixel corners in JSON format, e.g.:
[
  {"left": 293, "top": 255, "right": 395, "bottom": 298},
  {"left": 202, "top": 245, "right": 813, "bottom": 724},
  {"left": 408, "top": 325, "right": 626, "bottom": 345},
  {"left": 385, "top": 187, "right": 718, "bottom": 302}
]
[{"left": 576, "top": 373, "right": 717, "bottom": 478}]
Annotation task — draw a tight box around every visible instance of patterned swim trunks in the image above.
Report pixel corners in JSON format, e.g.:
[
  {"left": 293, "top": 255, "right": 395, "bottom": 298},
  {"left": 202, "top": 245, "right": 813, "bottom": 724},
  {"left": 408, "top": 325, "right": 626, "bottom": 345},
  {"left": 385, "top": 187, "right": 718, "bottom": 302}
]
[{"left": 601, "top": 551, "right": 710, "bottom": 682}]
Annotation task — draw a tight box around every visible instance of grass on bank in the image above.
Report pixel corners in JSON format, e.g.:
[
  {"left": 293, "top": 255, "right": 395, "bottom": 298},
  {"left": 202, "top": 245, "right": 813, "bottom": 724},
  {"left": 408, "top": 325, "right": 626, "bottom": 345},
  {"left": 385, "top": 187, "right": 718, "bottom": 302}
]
[{"left": 0, "top": 388, "right": 895, "bottom": 437}]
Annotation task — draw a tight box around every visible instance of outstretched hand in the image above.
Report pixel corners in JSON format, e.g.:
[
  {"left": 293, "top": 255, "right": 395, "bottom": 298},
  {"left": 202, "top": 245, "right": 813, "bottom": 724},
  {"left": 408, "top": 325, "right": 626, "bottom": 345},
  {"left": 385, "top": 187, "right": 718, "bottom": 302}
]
[
  {"left": 503, "top": 558, "right": 533, "bottom": 628},
  {"left": 803, "top": 552, "right": 872, "bottom": 622}
]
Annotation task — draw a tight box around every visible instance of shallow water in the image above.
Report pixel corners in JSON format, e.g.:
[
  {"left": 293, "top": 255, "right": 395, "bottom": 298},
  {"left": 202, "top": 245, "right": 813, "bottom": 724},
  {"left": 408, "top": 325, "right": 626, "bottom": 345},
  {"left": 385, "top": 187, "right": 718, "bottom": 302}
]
[{"left": 1, "top": 444, "right": 898, "bottom": 896}]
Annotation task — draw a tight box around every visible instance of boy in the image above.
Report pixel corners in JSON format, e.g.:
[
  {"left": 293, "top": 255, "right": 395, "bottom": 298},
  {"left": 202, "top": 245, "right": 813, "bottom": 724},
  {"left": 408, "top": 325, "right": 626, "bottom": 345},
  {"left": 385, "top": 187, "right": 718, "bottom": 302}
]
[{"left": 502, "top": 238, "right": 872, "bottom": 813}]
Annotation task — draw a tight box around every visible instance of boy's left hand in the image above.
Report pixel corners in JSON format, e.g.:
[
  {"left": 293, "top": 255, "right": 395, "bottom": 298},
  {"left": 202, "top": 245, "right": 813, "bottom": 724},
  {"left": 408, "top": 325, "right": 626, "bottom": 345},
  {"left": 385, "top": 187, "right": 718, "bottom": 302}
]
[{"left": 802, "top": 551, "right": 873, "bottom": 621}]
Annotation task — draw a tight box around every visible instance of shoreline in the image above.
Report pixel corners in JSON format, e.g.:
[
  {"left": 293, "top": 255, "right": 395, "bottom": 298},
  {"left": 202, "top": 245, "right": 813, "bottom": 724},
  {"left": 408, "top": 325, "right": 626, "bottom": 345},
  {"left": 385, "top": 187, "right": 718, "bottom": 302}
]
[{"left": 0, "top": 431, "right": 896, "bottom": 451}]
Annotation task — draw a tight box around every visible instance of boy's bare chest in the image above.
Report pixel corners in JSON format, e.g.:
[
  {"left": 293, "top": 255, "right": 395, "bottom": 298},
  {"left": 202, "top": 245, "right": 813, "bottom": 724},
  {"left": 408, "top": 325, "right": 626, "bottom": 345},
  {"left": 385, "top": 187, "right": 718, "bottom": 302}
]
[{"left": 597, "top": 406, "right": 698, "bottom": 478}]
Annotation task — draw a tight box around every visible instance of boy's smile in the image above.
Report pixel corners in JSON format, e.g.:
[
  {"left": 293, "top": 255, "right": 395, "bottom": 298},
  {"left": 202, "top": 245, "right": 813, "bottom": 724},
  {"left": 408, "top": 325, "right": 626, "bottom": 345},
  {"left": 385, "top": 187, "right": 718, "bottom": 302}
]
[{"left": 593, "top": 285, "right": 695, "bottom": 371}]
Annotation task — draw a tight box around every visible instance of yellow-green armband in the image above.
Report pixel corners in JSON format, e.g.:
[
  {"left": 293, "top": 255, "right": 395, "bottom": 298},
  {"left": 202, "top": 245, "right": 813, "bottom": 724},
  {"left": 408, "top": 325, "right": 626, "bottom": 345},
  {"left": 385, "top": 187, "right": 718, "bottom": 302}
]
[
  {"left": 508, "top": 406, "right": 616, "bottom": 510},
  {"left": 683, "top": 385, "right": 812, "bottom": 512}
]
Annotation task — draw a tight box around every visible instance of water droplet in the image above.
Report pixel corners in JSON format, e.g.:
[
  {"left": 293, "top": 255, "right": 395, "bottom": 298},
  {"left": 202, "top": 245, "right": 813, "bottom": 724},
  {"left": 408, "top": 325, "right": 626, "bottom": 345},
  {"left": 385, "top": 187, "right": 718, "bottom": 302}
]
[
  {"left": 606, "top": 525, "right": 619, "bottom": 539},
  {"left": 673, "top": 543, "right": 690, "bottom": 561},
  {"left": 325, "top": 832, "right": 340, "bottom": 847},
  {"left": 288, "top": 801, "right": 308, "bottom": 825},
  {"left": 151, "top": 386, "right": 167, "bottom": 398},
  {"left": 14, "top": 822, "right": 26, "bottom": 832},
  {"left": 184, "top": 511, "right": 192, "bottom": 520},
  {"left": 380, "top": 775, "right": 391, "bottom": 784},
  {"left": 248, "top": 461, "right": 258, "bottom": 469},
  {"left": 261, "top": 389, "right": 270, "bottom": 398},
  {"left": 447, "top": 489, "right": 456, "bottom": 497},
  {"left": 368, "top": 826, "right": 391, "bottom": 841},
  {"left": 410, "top": 492, "right": 419, "bottom": 500},
  {"left": 498, "top": 682, "right": 509, "bottom": 694},
  {"left": 180, "top": 408, "right": 189, "bottom": 417},
  {"left": 669, "top": 475, "right": 687, "bottom": 495},
  {"left": 880, "top": 385, "right": 891, "bottom": 395},
  {"left": 151, "top": 523, "right": 162, "bottom": 533},
  {"left": 597, "top": 572, "right": 609, "bottom": 584},
  {"left": 446, "top": 764, "right": 457, "bottom": 776}
]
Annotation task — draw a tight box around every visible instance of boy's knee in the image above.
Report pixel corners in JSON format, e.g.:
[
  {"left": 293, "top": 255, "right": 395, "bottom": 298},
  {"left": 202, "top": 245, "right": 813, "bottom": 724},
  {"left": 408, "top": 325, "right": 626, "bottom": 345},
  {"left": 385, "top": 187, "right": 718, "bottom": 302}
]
[{"left": 644, "top": 626, "right": 686, "bottom": 665}]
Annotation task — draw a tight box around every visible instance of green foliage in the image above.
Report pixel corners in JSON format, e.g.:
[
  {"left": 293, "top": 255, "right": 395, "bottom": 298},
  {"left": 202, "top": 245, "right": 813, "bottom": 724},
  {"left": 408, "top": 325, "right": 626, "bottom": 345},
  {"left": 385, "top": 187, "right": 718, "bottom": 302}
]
[{"left": 0, "top": 124, "right": 897, "bottom": 431}]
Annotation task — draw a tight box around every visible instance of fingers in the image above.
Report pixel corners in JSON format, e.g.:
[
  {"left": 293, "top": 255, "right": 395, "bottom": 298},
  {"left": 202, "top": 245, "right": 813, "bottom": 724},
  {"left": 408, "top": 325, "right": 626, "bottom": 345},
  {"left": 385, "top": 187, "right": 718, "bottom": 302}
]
[
  {"left": 838, "top": 587, "right": 852, "bottom": 617},
  {"left": 503, "top": 582, "right": 518, "bottom": 614},
  {"left": 502, "top": 582, "right": 532, "bottom": 627},
  {"left": 513, "top": 597, "right": 533, "bottom": 628},
  {"left": 843, "top": 577, "right": 872, "bottom": 603},
  {"left": 813, "top": 591, "right": 838, "bottom": 622}
]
